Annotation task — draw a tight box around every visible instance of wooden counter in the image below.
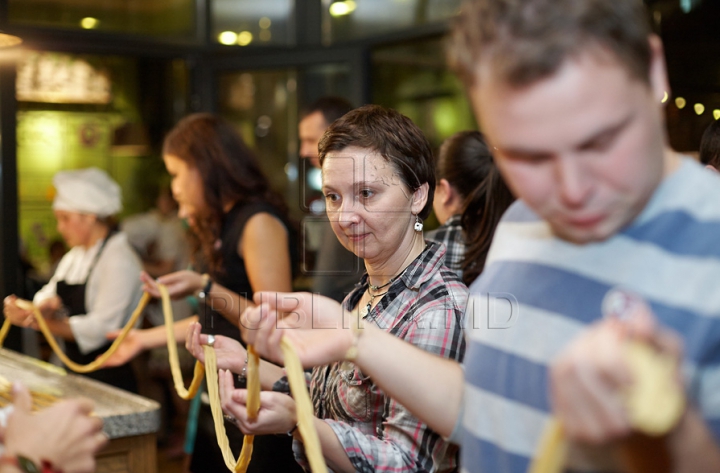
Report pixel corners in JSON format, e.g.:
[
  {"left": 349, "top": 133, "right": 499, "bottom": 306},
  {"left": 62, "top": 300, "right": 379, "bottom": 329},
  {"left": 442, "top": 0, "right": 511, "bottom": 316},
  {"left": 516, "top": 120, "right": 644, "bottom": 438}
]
[{"left": 0, "top": 348, "right": 161, "bottom": 473}]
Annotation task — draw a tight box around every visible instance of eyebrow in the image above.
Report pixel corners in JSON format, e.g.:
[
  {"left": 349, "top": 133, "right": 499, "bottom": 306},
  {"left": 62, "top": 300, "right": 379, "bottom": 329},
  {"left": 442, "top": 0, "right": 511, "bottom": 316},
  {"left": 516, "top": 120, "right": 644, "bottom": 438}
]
[
  {"left": 576, "top": 114, "right": 633, "bottom": 151},
  {"left": 500, "top": 113, "right": 634, "bottom": 160},
  {"left": 321, "top": 179, "right": 381, "bottom": 193}
]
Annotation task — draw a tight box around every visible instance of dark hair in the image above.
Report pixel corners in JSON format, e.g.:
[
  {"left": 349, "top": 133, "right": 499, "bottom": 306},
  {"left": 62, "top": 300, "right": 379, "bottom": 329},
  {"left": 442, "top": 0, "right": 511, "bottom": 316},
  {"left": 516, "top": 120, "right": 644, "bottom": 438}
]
[
  {"left": 301, "top": 96, "right": 353, "bottom": 126},
  {"left": 437, "top": 131, "right": 493, "bottom": 200},
  {"left": 318, "top": 104, "right": 436, "bottom": 220},
  {"left": 163, "top": 113, "right": 287, "bottom": 272},
  {"left": 455, "top": 133, "right": 515, "bottom": 285},
  {"left": 700, "top": 120, "right": 720, "bottom": 170},
  {"left": 449, "top": 0, "right": 653, "bottom": 87}
]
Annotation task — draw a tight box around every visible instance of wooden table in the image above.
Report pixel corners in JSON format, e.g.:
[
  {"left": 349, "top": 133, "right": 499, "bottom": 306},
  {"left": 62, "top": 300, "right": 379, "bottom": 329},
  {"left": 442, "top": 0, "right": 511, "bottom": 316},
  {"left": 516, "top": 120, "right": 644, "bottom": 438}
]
[{"left": 0, "top": 348, "right": 161, "bottom": 473}]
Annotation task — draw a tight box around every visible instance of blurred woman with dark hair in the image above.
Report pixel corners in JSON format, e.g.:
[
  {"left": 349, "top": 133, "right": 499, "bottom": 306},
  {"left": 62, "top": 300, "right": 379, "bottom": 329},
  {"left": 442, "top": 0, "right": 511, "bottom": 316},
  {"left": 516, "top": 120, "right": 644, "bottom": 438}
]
[
  {"left": 426, "top": 131, "right": 515, "bottom": 285},
  {"left": 105, "top": 113, "right": 302, "bottom": 473}
]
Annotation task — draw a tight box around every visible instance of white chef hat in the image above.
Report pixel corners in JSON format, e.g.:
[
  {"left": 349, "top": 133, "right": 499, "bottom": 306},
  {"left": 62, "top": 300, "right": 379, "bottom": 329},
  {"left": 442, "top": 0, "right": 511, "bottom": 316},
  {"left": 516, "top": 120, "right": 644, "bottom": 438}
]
[{"left": 52, "top": 167, "right": 123, "bottom": 217}]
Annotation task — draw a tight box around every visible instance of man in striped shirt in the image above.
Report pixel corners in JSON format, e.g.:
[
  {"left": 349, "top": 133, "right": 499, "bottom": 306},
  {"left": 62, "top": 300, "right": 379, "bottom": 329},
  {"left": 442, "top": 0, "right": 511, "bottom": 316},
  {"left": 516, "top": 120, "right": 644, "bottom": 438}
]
[{"left": 243, "top": 0, "right": 720, "bottom": 471}]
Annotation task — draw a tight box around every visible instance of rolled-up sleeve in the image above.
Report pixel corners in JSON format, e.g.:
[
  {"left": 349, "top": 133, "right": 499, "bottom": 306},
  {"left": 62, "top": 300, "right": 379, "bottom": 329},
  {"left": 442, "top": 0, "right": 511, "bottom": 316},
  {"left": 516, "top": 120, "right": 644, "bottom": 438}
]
[{"left": 69, "top": 237, "right": 143, "bottom": 353}]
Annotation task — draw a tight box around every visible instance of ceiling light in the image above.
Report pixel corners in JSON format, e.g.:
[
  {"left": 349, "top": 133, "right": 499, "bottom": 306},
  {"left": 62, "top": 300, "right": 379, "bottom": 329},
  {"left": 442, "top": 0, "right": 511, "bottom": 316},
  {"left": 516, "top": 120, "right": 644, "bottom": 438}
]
[
  {"left": 218, "top": 31, "right": 238, "bottom": 45},
  {"left": 330, "top": 0, "right": 357, "bottom": 17},
  {"left": 237, "top": 31, "right": 253, "bottom": 46},
  {"left": 80, "top": 17, "right": 99, "bottom": 29}
]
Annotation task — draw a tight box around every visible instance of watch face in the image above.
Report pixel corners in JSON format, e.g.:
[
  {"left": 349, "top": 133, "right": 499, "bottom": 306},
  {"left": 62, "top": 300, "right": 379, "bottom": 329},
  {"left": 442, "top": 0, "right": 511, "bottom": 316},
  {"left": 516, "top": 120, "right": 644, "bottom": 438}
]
[{"left": 17, "top": 456, "right": 40, "bottom": 473}]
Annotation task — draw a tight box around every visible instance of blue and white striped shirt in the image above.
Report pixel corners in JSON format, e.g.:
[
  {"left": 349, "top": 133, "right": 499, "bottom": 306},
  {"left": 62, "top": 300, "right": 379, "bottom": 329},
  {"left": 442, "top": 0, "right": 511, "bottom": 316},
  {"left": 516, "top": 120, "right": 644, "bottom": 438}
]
[{"left": 460, "top": 158, "right": 720, "bottom": 472}]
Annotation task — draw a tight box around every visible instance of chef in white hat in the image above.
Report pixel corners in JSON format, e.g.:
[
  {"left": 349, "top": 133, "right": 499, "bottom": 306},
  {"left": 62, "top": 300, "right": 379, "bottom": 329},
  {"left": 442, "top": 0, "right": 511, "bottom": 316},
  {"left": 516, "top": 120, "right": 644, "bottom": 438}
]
[{"left": 4, "top": 167, "right": 143, "bottom": 392}]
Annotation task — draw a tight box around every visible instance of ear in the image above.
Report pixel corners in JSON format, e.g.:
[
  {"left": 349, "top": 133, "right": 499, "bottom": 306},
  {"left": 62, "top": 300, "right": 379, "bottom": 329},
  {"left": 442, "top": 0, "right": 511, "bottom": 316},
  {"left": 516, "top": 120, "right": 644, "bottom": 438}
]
[
  {"left": 436, "top": 178, "right": 453, "bottom": 205},
  {"left": 411, "top": 182, "right": 430, "bottom": 215},
  {"left": 648, "top": 35, "right": 670, "bottom": 105}
]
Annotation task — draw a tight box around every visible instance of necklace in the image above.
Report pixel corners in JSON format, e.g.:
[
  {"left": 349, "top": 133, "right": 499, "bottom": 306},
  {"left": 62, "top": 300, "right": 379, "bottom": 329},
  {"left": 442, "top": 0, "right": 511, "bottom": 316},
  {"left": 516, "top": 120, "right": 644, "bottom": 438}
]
[
  {"left": 368, "top": 279, "right": 393, "bottom": 292},
  {"left": 362, "top": 255, "right": 414, "bottom": 317},
  {"left": 361, "top": 289, "right": 389, "bottom": 318}
]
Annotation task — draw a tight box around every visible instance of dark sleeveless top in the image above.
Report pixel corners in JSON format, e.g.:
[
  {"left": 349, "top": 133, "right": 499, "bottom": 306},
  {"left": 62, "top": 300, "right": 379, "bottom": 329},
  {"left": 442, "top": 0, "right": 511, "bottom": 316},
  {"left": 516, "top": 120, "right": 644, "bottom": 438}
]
[
  {"left": 191, "top": 200, "right": 303, "bottom": 473},
  {"left": 199, "top": 200, "right": 297, "bottom": 340}
]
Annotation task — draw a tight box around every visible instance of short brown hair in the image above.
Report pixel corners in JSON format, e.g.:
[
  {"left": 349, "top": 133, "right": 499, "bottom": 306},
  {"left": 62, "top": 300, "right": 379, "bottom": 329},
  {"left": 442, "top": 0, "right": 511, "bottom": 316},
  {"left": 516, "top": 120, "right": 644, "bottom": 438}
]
[
  {"left": 449, "top": 0, "right": 653, "bottom": 87},
  {"left": 318, "top": 105, "right": 436, "bottom": 220}
]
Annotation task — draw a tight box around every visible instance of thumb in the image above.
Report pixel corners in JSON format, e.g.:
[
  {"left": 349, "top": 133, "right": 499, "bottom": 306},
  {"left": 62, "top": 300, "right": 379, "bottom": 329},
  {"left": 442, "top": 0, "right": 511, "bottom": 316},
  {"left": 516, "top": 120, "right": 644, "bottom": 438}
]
[
  {"left": 105, "top": 329, "right": 121, "bottom": 340},
  {"left": 11, "top": 383, "right": 32, "bottom": 413}
]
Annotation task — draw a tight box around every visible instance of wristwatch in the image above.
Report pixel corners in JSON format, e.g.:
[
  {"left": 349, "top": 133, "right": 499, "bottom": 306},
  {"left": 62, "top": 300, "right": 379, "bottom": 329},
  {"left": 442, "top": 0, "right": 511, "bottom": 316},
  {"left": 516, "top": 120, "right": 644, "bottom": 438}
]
[
  {"left": 0, "top": 454, "right": 59, "bottom": 473},
  {"left": 198, "top": 273, "right": 213, "bottom": 301}
]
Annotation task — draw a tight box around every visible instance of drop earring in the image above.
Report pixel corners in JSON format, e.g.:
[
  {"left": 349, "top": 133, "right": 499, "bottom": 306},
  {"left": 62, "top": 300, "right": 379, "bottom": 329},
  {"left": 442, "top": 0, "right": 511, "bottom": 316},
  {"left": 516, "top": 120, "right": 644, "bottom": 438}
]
[{"left": 414, "top": 215, "right": 423, "bottom": 232}]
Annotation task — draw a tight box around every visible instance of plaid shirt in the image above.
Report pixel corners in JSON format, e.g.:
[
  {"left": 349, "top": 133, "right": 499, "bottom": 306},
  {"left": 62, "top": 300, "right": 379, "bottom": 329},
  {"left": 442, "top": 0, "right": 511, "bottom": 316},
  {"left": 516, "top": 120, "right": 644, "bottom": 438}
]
[
  {"left": 425, "top": 215, "right": 465, "bottom": 279},
  {"left": 294, "top": 242, "right": 468, "bottom": 472}
]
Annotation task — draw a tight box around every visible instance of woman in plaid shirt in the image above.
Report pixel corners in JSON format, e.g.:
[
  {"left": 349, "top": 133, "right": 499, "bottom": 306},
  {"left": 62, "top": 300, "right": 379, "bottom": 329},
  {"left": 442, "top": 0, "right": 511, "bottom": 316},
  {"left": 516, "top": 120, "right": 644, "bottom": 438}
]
[{"left": 193, "top": 105, "right": 468, "bottom": 472}]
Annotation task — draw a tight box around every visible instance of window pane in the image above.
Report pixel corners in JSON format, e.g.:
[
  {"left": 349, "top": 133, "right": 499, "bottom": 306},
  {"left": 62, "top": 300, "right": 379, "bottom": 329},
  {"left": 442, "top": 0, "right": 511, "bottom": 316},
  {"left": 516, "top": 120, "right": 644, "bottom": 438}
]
[
  {"left": 9, "top": 0, "right": 196, "bottom": 38},
  {"left": 372, "top": 37, "right": 477, "bottom": 149},
  {"left": 212, "top": 0, "right": 293, "bottom": 46},
  {"left": 219, "top": 69, "right": 298, "bottom": 212},
  {"left": 325, "top": 0, "right": 462, "bottom": 43},
  {"left": 16, "top": 52, "right": 187, "bottom": 270}
]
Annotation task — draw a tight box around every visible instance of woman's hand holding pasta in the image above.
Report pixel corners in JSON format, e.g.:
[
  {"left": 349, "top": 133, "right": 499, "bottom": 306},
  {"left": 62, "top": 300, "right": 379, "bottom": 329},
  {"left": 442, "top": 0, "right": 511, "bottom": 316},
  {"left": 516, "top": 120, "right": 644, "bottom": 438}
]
[{"left": 185, "top": 322, "right": 247, "bottom": 373}]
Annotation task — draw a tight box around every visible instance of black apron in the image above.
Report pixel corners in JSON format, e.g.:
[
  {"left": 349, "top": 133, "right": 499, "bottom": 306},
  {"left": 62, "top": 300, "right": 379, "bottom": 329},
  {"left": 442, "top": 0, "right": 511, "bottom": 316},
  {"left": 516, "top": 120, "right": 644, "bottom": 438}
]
[{"left": 56, "top": 233, "right": 138, "bottom": 393}]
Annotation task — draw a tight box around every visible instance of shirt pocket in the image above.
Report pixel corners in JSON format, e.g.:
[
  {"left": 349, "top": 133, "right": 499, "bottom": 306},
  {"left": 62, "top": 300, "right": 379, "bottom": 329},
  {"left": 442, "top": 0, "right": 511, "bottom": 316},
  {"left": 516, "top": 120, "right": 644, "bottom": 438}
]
[{"left": 336, "top": 361, "right": 373, "bottom": 423}]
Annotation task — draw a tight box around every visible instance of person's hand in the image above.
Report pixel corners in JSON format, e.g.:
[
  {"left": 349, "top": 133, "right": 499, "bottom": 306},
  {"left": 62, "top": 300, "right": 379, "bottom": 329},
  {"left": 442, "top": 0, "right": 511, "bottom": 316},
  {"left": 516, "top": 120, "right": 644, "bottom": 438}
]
[
  {"left": 2, "top": 296, "right": 34, "bottom": 327},
  {"left": 36, "top": 296, "right": 61, "bottom": 319},
  {"left": 240, "top": 292, "right": 354, "bottom": 368},
  {"left": 1, "top": 383, "right": 106, "bottom": 473},
  {"left": 100, "top": 329, "right": 146, "bottom": 367},
  {"left": 185, "top": 322, "right": 246, "bottom": 373},
  {"left": 140, "top": 270, "right": 204, "bottom": 299},
  {"left": 549, "top": 295, "right": 683, "bottom": 445},
  {"left": 218, "top": 369, "right": 297, "bottom": 435}
]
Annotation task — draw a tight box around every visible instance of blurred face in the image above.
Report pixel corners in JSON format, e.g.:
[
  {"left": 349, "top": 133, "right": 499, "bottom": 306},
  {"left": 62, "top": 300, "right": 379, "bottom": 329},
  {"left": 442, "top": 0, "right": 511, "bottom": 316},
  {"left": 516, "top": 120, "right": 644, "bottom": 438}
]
[
  {"left": 299, "top": 111, "right": 329, "bottom": 168},
  {"left": 322, "top": 147, "right": 427, "bottom": 265},
  {"left": 163, "top": 153, "right": 205, "bottom": 222},
  {"left": 470, "top": 46, "right": 668, "bottom": 244},
  {"left": 54, "top": 210, "right": 96, "bottom": 248}
]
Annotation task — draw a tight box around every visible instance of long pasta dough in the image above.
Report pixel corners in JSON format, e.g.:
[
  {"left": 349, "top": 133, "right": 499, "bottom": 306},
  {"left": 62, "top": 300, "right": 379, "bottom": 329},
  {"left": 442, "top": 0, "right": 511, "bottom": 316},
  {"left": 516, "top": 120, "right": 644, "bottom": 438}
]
[{"left": 528, "top": 341, "right": 685, "bottom": 473}]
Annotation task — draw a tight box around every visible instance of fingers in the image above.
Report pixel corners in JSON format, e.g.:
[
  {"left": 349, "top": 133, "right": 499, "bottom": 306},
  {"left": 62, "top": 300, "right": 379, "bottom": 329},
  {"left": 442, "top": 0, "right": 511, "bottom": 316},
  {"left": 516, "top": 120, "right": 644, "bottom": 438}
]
[
  {"left": 73, "top": 397, "right": 96, "bottom": 417},
  {"left": 105, "top": 329, "right": 121, "bottom": 341},
  {"left": 11, "top": 383, "right": 33, "bottom": 413},
  {"left": 550, "top": 321, "right": 635, "bottom": 444},
  {"left": 140, "top": 272, "right": 160, "bottom": 297},
  {"left": 3, "top": 295, "right": 17, "bottom": 309},
  {"left": 219, "top": 370, "right": 247, "bottom": 422},
  {"left": 185, "top": 323, "right": 205, "bottom": 363},
  {"left": 552, "top": 356, "right": 631, "bottom": 443}
]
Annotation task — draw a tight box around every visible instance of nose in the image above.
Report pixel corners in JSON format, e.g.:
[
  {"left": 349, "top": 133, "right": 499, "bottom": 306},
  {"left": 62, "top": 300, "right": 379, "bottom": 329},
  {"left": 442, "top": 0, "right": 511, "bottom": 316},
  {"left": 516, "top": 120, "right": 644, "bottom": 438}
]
[
  {"left": 556, "top": 155, "right": 592, "bottom": 208},
  {"left": 328, "top": 196, "right": 361, "bottom": 228}
]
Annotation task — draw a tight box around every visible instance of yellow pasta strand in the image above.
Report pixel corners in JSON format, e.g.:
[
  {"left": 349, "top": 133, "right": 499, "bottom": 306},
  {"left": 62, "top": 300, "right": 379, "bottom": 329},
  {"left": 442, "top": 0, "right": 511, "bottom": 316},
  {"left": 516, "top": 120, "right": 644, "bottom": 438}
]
[
  {"left": 281, "top": 338, "right": 328, "bottom": 473},
  {"left": 528, "top": 341, "right": 685, "bottom": 473},
  {"left": 0, "top": 318, "right": 11, "bottom": 346},
  {"left": 528, "top": 419, "right": 567, "bottom": 473},
  {"left": 10, "top": 294, "right": 150, "bottom": 373},
  {"left": 157, "top": 284, "right": 204, "bottom": 400},
  {"left": 2, "top": 285, "right": 328, "bottom": 473}
]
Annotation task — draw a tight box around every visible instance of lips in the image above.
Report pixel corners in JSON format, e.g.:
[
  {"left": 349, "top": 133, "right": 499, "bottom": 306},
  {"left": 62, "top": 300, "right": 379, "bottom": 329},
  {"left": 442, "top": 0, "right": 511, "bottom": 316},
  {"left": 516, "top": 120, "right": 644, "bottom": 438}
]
[
  {"left": 564, "top": 214, "right": 605, "bottom": 228},
  {"left": 346, "top": 233, "right": 368, "bottom": 242}
]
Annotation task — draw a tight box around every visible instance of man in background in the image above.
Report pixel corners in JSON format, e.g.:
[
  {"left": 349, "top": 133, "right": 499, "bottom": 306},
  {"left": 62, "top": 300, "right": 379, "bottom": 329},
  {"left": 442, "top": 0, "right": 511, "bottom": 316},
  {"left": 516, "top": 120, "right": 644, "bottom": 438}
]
[{"left": 299, "top": 97, "right": 363, "bottom": 302}]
